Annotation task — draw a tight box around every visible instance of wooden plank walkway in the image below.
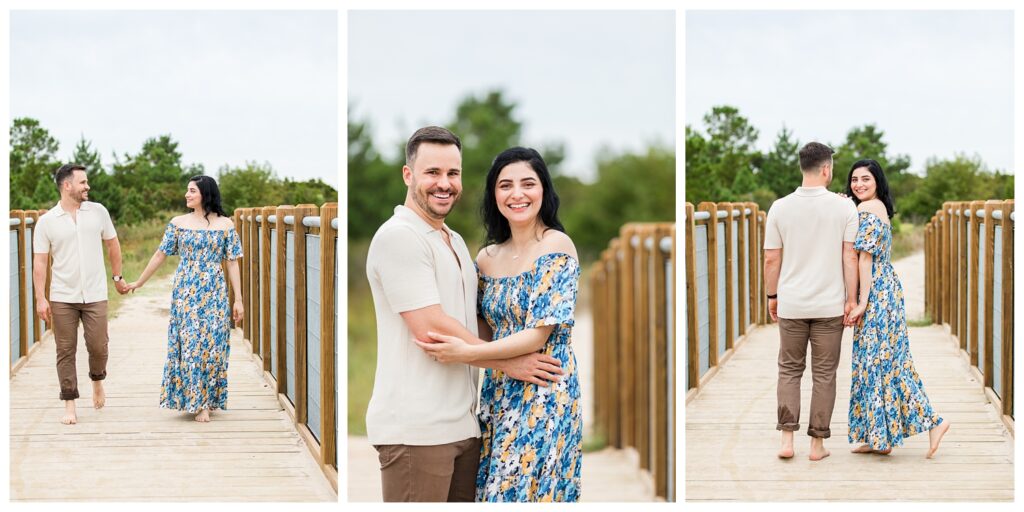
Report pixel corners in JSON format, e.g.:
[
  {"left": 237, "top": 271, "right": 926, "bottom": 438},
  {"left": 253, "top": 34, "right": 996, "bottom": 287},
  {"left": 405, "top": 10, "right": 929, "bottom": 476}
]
[
  {"left": 9, "top": 276, "right": 337, "bottom": 501},
  {"left": 686, "top": 324, "right": 1014, "bottom": 501},
  {"left": 346, "top": 310, "right": 659, "bottom": 502}
]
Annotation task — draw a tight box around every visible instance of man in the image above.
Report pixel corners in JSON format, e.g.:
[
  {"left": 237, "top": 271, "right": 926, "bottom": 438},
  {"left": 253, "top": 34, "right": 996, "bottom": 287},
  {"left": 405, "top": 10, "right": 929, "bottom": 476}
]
[
  {"left": 33, "top": 164, "right": 129, "bottom": 425},
  {"left": 365, "top": 126, "right": 564, "bottom": 502},
  {"left": 763, "top": 142, "right": 859, "bottom": 461}
]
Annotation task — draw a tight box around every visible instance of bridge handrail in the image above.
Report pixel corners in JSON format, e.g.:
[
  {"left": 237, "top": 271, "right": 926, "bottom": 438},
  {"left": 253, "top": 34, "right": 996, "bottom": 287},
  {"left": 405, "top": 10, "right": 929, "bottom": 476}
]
[
  {"left": 591, "top": 222, "right": 676, "bottom": 501},
  {"left": 234, "top": 203, "right": 339, "bottom": 489},
  {"left": 925, "top": 200, "right": 1014, "bottom": 423}
]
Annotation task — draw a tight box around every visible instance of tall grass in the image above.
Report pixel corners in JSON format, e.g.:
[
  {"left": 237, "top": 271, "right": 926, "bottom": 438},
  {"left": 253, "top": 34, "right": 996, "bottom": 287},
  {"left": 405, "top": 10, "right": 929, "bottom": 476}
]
[
  {"left": 347, "top": 240, "right": 376, "bottom": 435},
  {"left": 891, "top": 221, "right": 924, "bottom": 261},
  {"left": 103, "top": 213, "right": 180, "bottom": 315}
]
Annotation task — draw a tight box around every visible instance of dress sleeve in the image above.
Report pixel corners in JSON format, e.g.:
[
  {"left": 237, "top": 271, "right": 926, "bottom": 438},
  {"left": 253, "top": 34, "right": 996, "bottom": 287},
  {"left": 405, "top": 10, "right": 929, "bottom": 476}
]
[
  {"left": 853, "top": 213, "right": 883, "bottom": 256},
  {"left": 158, "top": 223, "right": 178, "bottom": 256},
  {"left": 524, "top": 254, "right": 580, "bottom": 329},
  {"left": 224, "top": 228, "right": 243, "bottom": 260}
]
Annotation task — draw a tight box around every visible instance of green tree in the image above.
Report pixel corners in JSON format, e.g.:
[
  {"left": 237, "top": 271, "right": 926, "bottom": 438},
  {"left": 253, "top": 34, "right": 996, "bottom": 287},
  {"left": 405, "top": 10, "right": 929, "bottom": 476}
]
[
  {"left": 217, "top": 162, "right": 283, "bottom": 214},
  {"left": 754, "top": 126, "right": 800, "bottom": 200},
  {"left": 110, "top": 135, "right": 197, "bottom": 224},
  {"left": 900, "top": 154, "right": 1013, "bottom": 221},
  {"left": 832, "top": 124, "right": 914, "bottom": 196},
  {"left": 347, "top": 114, "right": 407, "bottom": 239},
  {"left": 281, "top": 177, "right": 338, "bottom": 209},
  {"left": 10, "top": 117, "right": 60, "bottom": 209},
  {"left": 70, "top": 136, "right": 117, "bottom": 210},
  {"left": 684, "top": 106, "right": 761, "bottom": 205}
]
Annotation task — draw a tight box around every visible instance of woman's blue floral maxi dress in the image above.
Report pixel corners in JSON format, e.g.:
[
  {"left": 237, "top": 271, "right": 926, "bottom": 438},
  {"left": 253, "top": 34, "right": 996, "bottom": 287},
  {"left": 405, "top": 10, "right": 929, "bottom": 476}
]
[
  {"left": 476, "top": 253, "right": 582, "bottom": 502},
  {"left": 157, "top": 224, "right": 243, "bottom": 413},
  {"left": 849, "top": 211, "right": 942, "bottom": 450}
]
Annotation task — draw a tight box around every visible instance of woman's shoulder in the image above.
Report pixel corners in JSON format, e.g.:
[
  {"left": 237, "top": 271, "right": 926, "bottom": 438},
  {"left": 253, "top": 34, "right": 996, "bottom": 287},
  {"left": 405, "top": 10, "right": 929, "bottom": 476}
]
[
  {"left": 169, "top": 214, "right": 187, "bottom": 227},
  {"left": 857, "top": 199, "right": 889, "bottom": 221},
  {"left": 476, "top": 244, "right": 499, "bottom": 274},
  {"left": 212, "top": 215, "right": 235, "bottom": 230},
  {"left": 539, "top": 229, "right": 578, "bottom": 261}
]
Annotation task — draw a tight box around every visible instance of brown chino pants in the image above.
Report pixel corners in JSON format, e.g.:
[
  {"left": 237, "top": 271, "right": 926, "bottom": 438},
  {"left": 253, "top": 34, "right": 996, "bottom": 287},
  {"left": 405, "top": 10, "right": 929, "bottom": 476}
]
[
  {"left": 777, "top": 316, "right": 844, "bottom": 438},
  {"left": 374, "top": 436, "right": 481, "bottom": 502},
  {"left": 51, "top": 301, "right": 109, "bottom": 401}
]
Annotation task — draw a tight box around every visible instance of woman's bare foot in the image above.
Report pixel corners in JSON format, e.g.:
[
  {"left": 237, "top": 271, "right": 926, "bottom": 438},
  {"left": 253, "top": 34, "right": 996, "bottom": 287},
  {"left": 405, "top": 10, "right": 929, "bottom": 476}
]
[
  {"left": 194, "top": 408, "right": 211, "bottom": 423},
  {"left": 60, "top": 400, "right": 77, "bottom": 425},
  {"left": 92, "top": 381, "right": 105, "bottom": 409},
  {"left": 809, "top": 438, "right": 830, "bottom": 461},
  {"left": 778, "top": 431, "right": 794, "bottom": 458},
  {"left": 927, "top": 421, "right": 950, "bottom": 459},
  {"left": 851, "top": 444, "right": 892, "bottom": 455}
]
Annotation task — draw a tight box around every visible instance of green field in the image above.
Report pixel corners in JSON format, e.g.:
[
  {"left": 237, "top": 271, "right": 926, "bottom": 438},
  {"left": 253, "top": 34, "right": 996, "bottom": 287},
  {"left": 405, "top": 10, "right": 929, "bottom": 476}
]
[{"left": 103, "top": 213, "right": 180, "bottom": 315}]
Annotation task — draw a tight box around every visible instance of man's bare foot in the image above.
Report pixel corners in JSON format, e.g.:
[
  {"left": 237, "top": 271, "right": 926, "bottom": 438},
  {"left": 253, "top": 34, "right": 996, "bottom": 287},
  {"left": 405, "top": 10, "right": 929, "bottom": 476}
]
[
  {"left": 194, "top": 409, "right": 211, "bottom": 423},
  {"left": 778, "top": 431, "right": 794, "bottom": 459},
  {"left": 92, "top": 381, "right": 105, "bottom": 410},
  {"left": 927, "top": 421, "right": 950, "bottom": 459},
  {"left": 809, "top": 439, "right": 830, "bottom": 461},
  {"left": 61, "top": 400, "right": 77, "bottom": 425}
]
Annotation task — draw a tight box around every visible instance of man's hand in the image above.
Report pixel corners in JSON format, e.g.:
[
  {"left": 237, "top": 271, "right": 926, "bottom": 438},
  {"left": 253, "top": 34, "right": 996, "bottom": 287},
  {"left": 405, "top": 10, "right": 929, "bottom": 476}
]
[
  {"left": 114, "top": 279, "right": 129, "bottom": 295},
  {"left": 846, "top": 302, "right": 867, "bottom": 326},
  {"left": 499, "top": 352, "right": 564, "bottom": 387},
  {"left": 843, "top": 301, "right": 857, "bottom": 326},
  {"left": 36, "top": 298, "right": 52, "bottom": 324},
  {"left": 768, "top": 298, "right": 779, "bottom": 322}
]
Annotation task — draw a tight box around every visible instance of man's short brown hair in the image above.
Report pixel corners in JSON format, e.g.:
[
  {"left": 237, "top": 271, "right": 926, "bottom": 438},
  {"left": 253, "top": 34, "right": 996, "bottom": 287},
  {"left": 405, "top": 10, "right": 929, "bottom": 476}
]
[
  {"left": 54, "top": 164, "right": 87, "bottom": 190},
  {"left": 799, "top": 142, "right": 835, "bottom": 172},
  {"left": 406, "top": 126, "right": 461, "bottom": 165}
]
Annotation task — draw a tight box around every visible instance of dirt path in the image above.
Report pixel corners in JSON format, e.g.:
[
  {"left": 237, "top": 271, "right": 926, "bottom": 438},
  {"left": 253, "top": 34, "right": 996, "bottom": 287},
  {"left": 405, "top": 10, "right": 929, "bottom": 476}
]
[{"left": 891, "top": 250, "right": 925, "bottom": 322}]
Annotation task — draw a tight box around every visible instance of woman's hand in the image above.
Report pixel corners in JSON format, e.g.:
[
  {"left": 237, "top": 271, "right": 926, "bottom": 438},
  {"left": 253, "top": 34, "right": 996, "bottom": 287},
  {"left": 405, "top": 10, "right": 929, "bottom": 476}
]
[
  {"left": 126, "top": 281, "right": 141, "bottom": 293},
  {"left": 232, "top": 301, "right": 244, "bottom": 325},
  {"left": 415, "top": 331, "right": 477, "bottom": 363},
  {"left": 847, "top": 302, "right": 867, "bottom": 326}
]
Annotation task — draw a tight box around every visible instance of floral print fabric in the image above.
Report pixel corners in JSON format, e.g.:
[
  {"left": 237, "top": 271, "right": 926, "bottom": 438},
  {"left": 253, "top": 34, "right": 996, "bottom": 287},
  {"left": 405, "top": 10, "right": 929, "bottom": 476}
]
[
  {"left": 849, "top": 212, "right": 942, "bottom": 450},
  {"left": 157, "top": 223, "right": 243, "bottom": 413},
  {"left": 476, "top": 252, "right": 582, "bottom": 502}
]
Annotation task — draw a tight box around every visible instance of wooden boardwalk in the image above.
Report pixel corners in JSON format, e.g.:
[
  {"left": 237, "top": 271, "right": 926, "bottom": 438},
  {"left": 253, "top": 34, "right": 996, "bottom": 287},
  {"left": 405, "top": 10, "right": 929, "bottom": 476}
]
[
  {"left": 686, "top": 324, "right": 1014, "bottom": 501},
  {"left": 9, "top": 276, "right": 336, "bottom": 501}
]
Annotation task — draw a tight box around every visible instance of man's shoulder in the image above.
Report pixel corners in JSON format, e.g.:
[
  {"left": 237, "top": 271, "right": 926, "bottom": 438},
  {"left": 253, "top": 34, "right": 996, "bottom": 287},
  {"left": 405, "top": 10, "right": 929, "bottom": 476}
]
[
  {"left": 83, "top": 201, "right": 109, "bottom": 213},
  {"left": 368, "top": 217, "right": 424, "bottom": 252}
]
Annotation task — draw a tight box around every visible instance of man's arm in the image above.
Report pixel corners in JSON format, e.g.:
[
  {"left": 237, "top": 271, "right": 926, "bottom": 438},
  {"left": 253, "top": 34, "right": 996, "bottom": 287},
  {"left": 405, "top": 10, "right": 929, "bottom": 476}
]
[
  {"left": 104, "top": 237, "right": 127, "bottom": 294},
  {"left": 764, "top": 248, "right": 782, "bottom": 321},
  {"left": 401, "top": 305, "right": 563, "bottom": 385},
  {"left": 842, "top": 241, "right": 858, "bottom": 323},
  {"left": 32, "top": 253, "right": 51, "bottom": 323}
]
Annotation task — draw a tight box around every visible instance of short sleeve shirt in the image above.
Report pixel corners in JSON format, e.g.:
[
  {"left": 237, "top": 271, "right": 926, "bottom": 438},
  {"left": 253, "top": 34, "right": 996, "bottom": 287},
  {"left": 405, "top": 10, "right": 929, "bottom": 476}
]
[
  {"left": 33, "top": 201, "right": 117, "bottom": 304},
  {"left": 764, "top": 187, "right": 858, "bottom": 319},
  {"left": 364, "top": 205, "right": 480, "bottom": 445}
]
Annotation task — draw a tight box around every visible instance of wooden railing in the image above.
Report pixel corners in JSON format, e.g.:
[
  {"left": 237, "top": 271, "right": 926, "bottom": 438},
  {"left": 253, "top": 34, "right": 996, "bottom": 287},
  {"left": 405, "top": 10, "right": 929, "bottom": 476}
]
[
  {"left": 591, "top": 222, "right": 676, "bottom": 501},
  {"left": 234, "top": 203, "right": 339, "bottom": 488},
  {"left": 9, "top": 209, "right": 48, "bottom": 374},
  {"left": 684, "top": 202, "right": 766, "bottom": 397},
  {"left": 925, "top": 200, "right": 1014, "bottom": 424}
]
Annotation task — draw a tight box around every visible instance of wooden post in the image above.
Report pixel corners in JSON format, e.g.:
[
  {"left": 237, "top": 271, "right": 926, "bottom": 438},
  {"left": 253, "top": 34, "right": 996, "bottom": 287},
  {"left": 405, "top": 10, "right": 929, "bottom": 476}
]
[
  {"left": 293, "top": 204, "right": 318, "bottom": 425},
  {"left": 14, "top": 211, "right": 28, "bottom": 360},
  {"left": 618, "top": 225, "right": 636, "bottom": 449},
  {"left": 605, "top": 242, "right": 621, "bottom": 447},
  {"left": 958, "top": 202, "right": 969, "bottom": 350},
  {"left": 718, "top": 202, "right": 735, "bottom": 351},
  {"left": 983, "top": 201, "right": 997, "bottom": 387},
  {"left": 319, "top": 202, "right": 338, "bottom": 469},
  {"left": 684, "top": 204, "right": 700, "bottom": 390},
  {"left": 276, "top": 205, "right": 294, "bottom": 396},
  {"left": 26, "top": 210, "right": 40, "bottom": 346},
  {"left": 757, "top": 210, "right": 766, "bottom": 324},
  {"left": 736, "top": 203, "right": 748, "bottom": 335},
  {"left": 697, "top": 202, "right": 719, "bottom": 368},
  {"left": 634, "top": 225, "right": 651, "bottom": 471},
  {"left": 234, "top": 209, "right": 246, "bottom": 339},
  {"left": 999, "top": 200, "right": 1013, "bottom": 418},
  {"left": 590, "top": 263, "right": 605, "bottom": 443},
  {"left": 650, "top": 224, "right": 670, "bottom": 498},
  {"left": 260, "top": 206, "right": 275, "bottom": 373},
  {"left": 246, "top": 209, "right": 260, "bottom": 356},
  {"left": 968, "top": 200, "right": 983, "bottom": 367}
]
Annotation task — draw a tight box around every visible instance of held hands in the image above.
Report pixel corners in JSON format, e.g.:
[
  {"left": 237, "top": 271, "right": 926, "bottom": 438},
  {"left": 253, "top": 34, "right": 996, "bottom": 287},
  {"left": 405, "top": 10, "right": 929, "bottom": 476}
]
[
  {"left": 415, "top": 331, "right": 475, "bottom": 363},
  {"left": 845, "top": 302, "right": 867, "bottom": 326},
  {"left": 114, "top": 279, "right": 132, "bottom": 295}
]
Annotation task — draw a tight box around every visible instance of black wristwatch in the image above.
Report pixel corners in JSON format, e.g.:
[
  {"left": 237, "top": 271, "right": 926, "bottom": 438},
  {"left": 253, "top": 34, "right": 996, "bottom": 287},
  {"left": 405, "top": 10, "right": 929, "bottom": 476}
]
[{"left": 767, "top": 293, "right": 777, "bottom": 299}]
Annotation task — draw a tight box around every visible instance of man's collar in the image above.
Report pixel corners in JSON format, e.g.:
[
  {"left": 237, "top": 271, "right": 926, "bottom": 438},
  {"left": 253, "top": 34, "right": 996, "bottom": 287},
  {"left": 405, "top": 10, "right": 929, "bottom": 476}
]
[
  {"left": 394, "top": 205, "right": 451, "bottom": 236},
  {"left": 52, "top": 200, "right": 90, "bottom": 216}
]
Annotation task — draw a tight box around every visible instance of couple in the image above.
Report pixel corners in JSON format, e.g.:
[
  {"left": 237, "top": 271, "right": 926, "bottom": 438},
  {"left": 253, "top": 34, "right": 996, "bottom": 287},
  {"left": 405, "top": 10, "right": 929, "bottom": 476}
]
[
  {"left": 764, "top": 142, "right": 950, "bottom": 461},
  {"left": 33, "top": 165, "right": 242, "bottom": 424},
  {"left": 365, "top": 126, "right": 581, "bottom": 502}
]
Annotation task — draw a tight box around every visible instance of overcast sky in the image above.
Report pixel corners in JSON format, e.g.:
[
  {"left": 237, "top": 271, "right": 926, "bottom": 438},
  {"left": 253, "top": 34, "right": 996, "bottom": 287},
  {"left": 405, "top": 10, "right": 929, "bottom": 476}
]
[
  {"left": 10, "top": 10, "right": 338, "bottom": 186},
  {"left": 349, "top": 10, "right": 675, "bottom": 181},
  {"left": 687, "top": 10, "right": 1014, "bottom": 175}
]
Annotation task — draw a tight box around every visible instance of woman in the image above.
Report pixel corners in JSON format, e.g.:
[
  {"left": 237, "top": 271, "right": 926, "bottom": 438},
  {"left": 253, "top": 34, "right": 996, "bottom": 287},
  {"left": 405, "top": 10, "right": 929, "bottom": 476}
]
[
  {"left": 417, "top": 147, "right": 582, "bottom": 502},
  {"left": 129, "top": 175, "right": 243, "bottom": 422},
  {"left": 844, "top": 159, "right": 949, "bottom": 457}
]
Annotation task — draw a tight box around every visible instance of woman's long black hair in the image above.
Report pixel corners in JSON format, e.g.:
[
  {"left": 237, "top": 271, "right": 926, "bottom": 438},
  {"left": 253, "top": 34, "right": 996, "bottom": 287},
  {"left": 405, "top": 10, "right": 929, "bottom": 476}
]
[
  {"left": 481, "top": 147, "right": 565, "bottom": 246},
  {"left": 189, "top": 175, "right": 228, "bottom": 223},
  {"left": 845, "top": 159, "right": 896, "bottom": 218}
]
